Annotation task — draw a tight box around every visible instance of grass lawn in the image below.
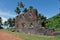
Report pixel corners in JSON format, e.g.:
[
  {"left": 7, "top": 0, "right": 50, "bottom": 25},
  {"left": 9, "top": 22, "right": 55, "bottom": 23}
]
[{"left": 4, "top": 29, "right": 60, "bottom": 40}]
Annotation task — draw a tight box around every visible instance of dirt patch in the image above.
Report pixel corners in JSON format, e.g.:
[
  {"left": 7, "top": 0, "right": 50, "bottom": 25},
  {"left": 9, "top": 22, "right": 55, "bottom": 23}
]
[{"left": 0, "top": 30, "right": 23, "bottom": 40}]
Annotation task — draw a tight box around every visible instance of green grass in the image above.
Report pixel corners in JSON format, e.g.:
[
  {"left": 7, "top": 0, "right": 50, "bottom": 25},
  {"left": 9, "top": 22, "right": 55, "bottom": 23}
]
[{"left": 4, "top": 29, "right": 60, "bottom": 40}]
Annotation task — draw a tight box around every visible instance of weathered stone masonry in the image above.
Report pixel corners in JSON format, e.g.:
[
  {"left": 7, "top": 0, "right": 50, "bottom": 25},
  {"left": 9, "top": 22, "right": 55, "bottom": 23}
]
[
  {"left": 15, "top": 9, "right": 40, "bottom": 34},
  {"left": 15, "top": 9, "right": 57, "bottom": 35}
]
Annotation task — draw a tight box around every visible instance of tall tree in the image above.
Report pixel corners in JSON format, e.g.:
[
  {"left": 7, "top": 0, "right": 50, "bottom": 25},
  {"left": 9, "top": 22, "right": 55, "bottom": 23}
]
[
  {"left": 12, "top": 18, "right": 15, "bottom": 26},
  {"left": 23, "top": 8, "right": 28, "bottom": 13},
  {"left": 15, "top": 2, "right": 24, "bottom": 14},
  {"left": 7, "top": 18, "right": 13, "bottom": 27},
  {"left": 15, "top": 7, "right": 21, "bottom": 14},
  {"left": 0, "top": 17, "right": 3, "bottom": 29},
  {"left": 29, "top": 6, "right": 33, "bottom": 10},
  {"left": 37, "top": 14, "right": 47, "bottom": 27},
  {"left": 46, "top": 13, "right": 60, "bottom": 30},
  {"left": 18, "top": 2, "right": 24, "bottom": 8},
  {"left": 4, "top": 21, "right": 8, "bottom": 26}
]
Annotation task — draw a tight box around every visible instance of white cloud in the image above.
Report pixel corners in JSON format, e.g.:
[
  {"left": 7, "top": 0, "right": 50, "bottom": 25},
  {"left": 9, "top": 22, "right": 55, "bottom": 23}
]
[
  {"left": 0, "top": 10, "right": 16, "bottom": 18},
  {"left": 0, "top": 9, "right": 16, "bottom": 23},
  {"left": 2, "top": 17, "right": 7, "bottom": 23}
]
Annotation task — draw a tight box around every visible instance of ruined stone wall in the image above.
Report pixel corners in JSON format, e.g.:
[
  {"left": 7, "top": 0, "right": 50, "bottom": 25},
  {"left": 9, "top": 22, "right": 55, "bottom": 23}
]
[
  {"left": 15, "top": 9, "right": 40, "bottom": 33},
  {"left": 14, "top": 9, "right": 60, "bottom": 36}
]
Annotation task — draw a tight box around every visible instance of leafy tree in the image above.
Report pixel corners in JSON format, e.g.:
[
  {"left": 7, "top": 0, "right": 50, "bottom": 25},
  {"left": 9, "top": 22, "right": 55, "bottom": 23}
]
[
  {"left": 18, "top": 2, "right": 24, "bottom": 8},
  {"left": 7, "top": 18, "right": 15, "bottom": 27},
  {"left": 0, "top": 17, "right": 3, "bottom": 29},
  {"left": 37, "top": 14, "right": 47, "bottom": 27},
  {"left": 15, "top": 7, "right": 21, "bottom": 14},
  {"left": 46, "top": 13, "right": 60, "bottom": 30},
  {"left": 15, "top": 2, "right": 24, "bottom": 14},
  {"left": 12, "top": 18, "right": 15, "bottom": 26},
  {"left": 4, "top": 21, "right": 8, "bottom": 26},
  {"left": 23, "top": 8, "right": 28, "bottom": 13},
  {"left": 29, "top": 6, "right": 33, "bottom": 10},
  {"left": 7, "top": 18, "right": 13, "bottom": 27}
]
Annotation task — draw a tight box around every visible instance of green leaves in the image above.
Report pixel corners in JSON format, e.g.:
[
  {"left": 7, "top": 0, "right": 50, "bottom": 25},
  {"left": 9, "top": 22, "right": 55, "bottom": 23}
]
[
  {"left": 46, "top": 13, "right": 60, "bottom": 30},
  {"left": 15, "top": 7, "right": 21, "bottom": 14},
  {"left": 0, "top": 17, "right": 3, "bottom": 29},
  {"left": 6, "top": 18, "right": 15, "bottom": 27},
  {"left": 15, "top": 2, "right": 24, "bottom": 14},
  {"left": 18, "top": 2, "right": 24, "bottom": 8},
  {"left": 37, "top": 14, "right": 47, "bottom": 27},
  {"left": 23, "top": 8, "right": 28, "bottom": 13}
]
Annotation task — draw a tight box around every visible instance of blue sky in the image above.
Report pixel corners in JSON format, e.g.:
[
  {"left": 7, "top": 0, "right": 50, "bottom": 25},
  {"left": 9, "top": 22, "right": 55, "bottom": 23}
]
[{"left": 0, "top": 0, "right": 60, "bottom": 20}]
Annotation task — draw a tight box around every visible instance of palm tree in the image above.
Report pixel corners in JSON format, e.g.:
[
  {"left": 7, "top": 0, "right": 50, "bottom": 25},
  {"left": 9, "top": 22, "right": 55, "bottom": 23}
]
[{"left": 15, "top": 7, "right": 21, "bottom": 14}]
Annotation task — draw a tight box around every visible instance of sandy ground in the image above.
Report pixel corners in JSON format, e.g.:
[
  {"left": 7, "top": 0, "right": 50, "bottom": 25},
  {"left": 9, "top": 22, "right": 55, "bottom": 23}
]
[{"left": 0, "top": 30, "right": 23, "bottom": 40}]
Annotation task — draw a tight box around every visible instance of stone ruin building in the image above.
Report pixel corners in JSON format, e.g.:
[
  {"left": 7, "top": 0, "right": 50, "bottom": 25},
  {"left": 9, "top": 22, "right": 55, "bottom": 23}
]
[
  {"left": 15, "top": 8, "right": 60, "bottom": 36},
  {"left": 15, "top": 9, "right": 40, "bottom": 34}
]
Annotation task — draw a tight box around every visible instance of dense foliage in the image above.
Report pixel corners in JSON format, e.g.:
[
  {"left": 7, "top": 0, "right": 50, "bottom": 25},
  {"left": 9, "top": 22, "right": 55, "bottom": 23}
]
[
  {"left": 46, "top": 13, "right": 60, "bottom": 30},
  {"left": 0, "top": 17, "right": 3, "bottom": 29},
  {"left": 4, "top": 18, "right": 15, "bottom": 27},
  {"left": 37, "top": 14, "right": 47, "bottom": 27}
]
